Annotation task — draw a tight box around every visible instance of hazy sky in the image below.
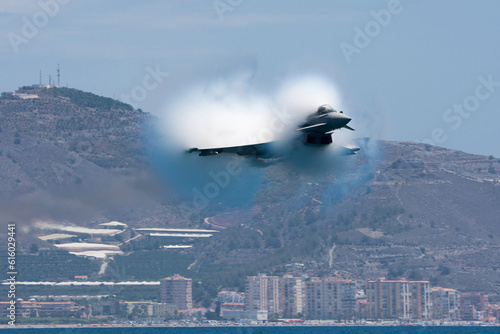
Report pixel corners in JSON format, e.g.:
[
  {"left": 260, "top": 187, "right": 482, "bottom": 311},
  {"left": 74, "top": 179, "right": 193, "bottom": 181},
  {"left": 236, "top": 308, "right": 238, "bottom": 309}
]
[{"left": 2, "top": 0, "right": 500, "bottom": 157}]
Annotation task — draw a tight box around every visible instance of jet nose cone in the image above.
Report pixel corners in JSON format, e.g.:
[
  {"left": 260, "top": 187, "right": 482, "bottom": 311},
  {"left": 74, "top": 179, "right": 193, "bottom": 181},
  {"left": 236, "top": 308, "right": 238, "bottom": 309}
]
[{"left": 332, "top": 112, "right": 351, "bottom": 125}]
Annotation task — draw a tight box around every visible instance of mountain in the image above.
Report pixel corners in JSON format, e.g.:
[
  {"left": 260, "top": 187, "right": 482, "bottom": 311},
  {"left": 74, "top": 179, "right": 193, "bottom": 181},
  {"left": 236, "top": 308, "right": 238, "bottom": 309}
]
[
  {"left": 0, "top": 86, "right": 180, "bottom": 225},
  {"left": 1, "top": 86, "right": 500, "bottom": 301},
  {"left": 1, "top": 86, "right": 147, "bottom": 170}
]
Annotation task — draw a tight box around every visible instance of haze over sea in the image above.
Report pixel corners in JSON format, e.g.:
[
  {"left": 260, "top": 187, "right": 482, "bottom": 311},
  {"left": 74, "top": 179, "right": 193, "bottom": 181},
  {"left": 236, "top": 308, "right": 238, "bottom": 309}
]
[{"left": 1, "top": 327, "right": 499, "bottom": 334}]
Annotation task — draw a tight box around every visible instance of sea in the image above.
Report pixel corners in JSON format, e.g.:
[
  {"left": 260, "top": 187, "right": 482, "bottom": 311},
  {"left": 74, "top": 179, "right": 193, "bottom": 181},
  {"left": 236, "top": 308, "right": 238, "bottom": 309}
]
[{"left": 1, "top": 327, "right": 499, "bottom": 334}]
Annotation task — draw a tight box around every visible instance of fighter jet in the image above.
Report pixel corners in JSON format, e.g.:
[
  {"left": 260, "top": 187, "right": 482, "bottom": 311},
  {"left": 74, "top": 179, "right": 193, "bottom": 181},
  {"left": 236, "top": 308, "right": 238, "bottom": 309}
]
[{"left": 187, "top": 104, "right": 360, "bottom": 158}]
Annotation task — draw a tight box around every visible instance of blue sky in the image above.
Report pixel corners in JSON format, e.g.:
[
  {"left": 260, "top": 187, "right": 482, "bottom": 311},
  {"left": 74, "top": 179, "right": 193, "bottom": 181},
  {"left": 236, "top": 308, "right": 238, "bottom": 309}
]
[{"left": 2, "top": 0, "right": 500, "bottom": 157}]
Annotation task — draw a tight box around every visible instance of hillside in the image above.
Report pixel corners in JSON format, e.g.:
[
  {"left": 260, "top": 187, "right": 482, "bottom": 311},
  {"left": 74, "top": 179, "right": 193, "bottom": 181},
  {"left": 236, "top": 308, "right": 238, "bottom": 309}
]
[
  {"left": 183, "top": 140, "right": 500, "bottom": 295},
  {"left": 1, "top": 86, "right": 500, "bottom": 304}
]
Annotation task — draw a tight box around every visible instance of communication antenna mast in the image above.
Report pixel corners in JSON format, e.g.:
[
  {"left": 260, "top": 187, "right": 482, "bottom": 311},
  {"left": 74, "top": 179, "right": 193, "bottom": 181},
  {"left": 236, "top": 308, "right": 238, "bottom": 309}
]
[
  {"left": 49, "top": 75, "right": 52, "bottom": 86},
  {"left": 39, "top": 70, "right": 42, "bottom": 85},
  {"left": 57, "top": 64, "right": 60, "bottom": 87}
]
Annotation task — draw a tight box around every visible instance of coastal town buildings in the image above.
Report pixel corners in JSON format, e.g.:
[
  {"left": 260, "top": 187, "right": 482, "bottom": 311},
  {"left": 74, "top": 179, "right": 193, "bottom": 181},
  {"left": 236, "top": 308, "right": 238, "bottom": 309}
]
[
  {"left": 0, "top": 299, "right": 81, "bottom": 318},
  {"left": 217, "top": 291, "right": 245, "bottom": 312},
  {"left": 120, "top": 301, "right": 177, "bottom": 318},
  {"left": 217, "top": 291, "right": 245, "bottom": 304},
  {"left": 461, "top": 292, "right": 488, "bottom": 321},
  {"left": 7, "top": 274, "right": 500, "bottom": 323}
]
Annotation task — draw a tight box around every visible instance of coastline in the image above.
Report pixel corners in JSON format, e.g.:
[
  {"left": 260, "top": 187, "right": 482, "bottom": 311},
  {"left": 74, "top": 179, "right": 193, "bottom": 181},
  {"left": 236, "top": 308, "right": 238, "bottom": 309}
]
[{"left": 2, "top": 322, "right": 500, "bottom": 329}]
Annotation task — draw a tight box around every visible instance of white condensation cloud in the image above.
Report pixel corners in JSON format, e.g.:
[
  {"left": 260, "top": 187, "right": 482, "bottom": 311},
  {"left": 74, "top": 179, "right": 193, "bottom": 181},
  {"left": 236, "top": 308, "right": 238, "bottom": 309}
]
[
  {"left": 161, "top": 71, "right": 275, "bottom": 149},
  {"left": 158, "top": 72, "right": 347, "bottom": 150}
]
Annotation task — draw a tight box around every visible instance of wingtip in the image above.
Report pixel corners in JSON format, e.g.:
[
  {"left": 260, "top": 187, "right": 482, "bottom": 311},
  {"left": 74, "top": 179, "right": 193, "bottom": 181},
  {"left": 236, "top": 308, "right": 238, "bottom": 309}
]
[{"left": 187, "top": 148, "right": 198, "bottom": 153}]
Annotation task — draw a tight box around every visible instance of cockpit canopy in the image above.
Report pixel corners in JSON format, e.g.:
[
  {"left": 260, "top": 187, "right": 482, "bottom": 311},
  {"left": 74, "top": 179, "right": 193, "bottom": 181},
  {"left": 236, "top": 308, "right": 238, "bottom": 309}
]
[{"left": 316, "top": 104, "right": 336, "bottom": 115}]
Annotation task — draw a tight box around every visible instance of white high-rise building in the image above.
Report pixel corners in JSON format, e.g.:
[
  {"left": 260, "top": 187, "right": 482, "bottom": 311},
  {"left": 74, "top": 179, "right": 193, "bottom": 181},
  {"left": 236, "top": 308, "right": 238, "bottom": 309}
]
[
  {"left": 305, "top": 277, "right": 356, "bottom": 319},
  {"left": 245, "top": 274, "right": 282, "bottom": 315},
  {"left": 281, "top": 275, "right": 305, "bottom": 317},
  {"left": 432, "top": 287, "right": 460, "bottom": 320},
  {"left": 160, "top": 274, "right": 192, "bottom": 310}
]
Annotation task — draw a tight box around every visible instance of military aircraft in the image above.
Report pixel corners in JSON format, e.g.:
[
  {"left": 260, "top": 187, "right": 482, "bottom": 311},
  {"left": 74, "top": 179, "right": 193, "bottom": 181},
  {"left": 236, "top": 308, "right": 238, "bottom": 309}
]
[{"left": 187, "top": 104, "right": 360, "bottom": 158}]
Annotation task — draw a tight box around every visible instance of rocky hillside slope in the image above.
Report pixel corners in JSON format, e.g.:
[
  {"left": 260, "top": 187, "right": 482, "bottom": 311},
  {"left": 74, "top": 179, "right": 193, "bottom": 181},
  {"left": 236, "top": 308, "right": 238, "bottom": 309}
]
[{"left": 2, "top": 86, "right": 500, "bottom": 295}]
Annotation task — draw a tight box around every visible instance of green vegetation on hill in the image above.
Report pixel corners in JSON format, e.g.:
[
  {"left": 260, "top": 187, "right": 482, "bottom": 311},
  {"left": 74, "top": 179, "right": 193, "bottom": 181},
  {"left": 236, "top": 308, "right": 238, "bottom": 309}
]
[
  {"left": 105, "top": 250, "right": 195, "bottom": 280},
  {"left": 0, "top": 284, "right": 160, "bottom": 302},
  {"left": 47, "top": 87, "right": 133, "bottom": 110},
  {"left": 0, "top": 250, "right": 100, "bottom": 281}
]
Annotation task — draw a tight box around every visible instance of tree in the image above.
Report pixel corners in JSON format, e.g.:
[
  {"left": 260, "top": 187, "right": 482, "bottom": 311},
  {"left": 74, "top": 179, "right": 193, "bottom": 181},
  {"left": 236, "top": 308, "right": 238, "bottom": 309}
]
[
  {"left": 438, "top": 264, "right": 451, "bottom": 275},
  {"left": 387, "top": 266, "right": 404, "bottom": 279},
  {"left": 29, "top": 243, "right": 39, "bottom": 254},
  {"left": 205, "top": 302, "right": 222, "bottom": 320},
  {"left": 215, "top": 301, "right": 221, "bottom": 318},
  {"left": 408, "top": 269, "right": 422, "bottom": 280},
  {"left": 265, "top": 236, "right": 281, "bottom": 248}
]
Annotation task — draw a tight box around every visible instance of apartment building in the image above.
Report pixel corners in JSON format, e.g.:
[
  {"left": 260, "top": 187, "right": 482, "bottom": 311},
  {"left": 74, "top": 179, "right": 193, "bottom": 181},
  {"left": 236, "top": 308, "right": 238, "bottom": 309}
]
[
  {"left": 281, "top": 275, "right": 305, "bottom": 317},
  {"left": 409, "top": 281, "right": 432, "bottom": 320},
  {"left": 305, "top": 277, "right": 356, "bottom": 319},
  {"left": 461, "top": 292, "right": 487, "bottom": 321},
  {"left": 160, "top": 274, "right": 192, "bottom": 310},
  {"left": 431, "top": 287, "right": 460, "bottom": 320},
  {"left": 245, "top": 274, "right": 282, "bottom": 315},
  {"left": 366, "top": 279, "right": 411, "bottom": 320},
  {"left": 367, "top": 279, "right": 433, "bottom": 320}
]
